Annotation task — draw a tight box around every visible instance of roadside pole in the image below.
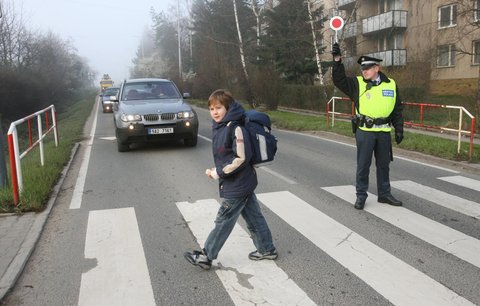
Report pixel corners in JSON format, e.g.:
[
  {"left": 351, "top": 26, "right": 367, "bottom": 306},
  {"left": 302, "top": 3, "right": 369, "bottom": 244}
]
[
  {"left": 0, "top": 12, "right": 7, "bottom": 187},
  {"left": 0, "top": 116, "right": 8, "bottom": 187}
]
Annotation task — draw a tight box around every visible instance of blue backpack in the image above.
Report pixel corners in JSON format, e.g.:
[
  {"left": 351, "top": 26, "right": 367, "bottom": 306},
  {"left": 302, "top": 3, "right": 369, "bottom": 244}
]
[{"left": 230, "top": 110, "right": 278, "bottom": 167}]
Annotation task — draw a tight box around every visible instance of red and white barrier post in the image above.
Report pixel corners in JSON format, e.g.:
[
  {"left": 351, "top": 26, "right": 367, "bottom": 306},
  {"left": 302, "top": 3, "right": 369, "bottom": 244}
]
[{"left": 7, "top": 105, "right": 59, "bottom": 205}]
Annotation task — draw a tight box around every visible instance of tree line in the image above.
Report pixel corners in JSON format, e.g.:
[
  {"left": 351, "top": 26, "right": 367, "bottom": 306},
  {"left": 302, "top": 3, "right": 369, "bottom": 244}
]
[
  {"left": 131, "top": 0, "right": 329, "bottom": 110},
  {"left": 0, "top": 1, "right": 95, "bottom": 125}
]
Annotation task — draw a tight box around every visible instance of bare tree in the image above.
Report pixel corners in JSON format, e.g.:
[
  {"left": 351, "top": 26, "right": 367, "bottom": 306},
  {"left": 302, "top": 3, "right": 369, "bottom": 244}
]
[
  {"left": 1, "top": 0, "right": 94, "bottom": 120},
  {"left": 232, "top": 0, "right": 256, "bottom": 107},
  {"left": 248, "top": 0, "right": 268, "bottom": 50},
  {"left": 306, "top": 0, "right": 324, "bottom": 85},
  {"left": 451, "top": 0, "right": 480, "bottom": 130},
  {"left": 0, "top": 1, "right": 29, "bottom": 68}
]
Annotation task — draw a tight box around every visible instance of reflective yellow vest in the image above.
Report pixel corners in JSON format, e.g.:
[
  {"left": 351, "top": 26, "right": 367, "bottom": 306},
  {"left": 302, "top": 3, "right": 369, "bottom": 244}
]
[{"left": 357, "top": 76, "right": 396, "bottom": 132}]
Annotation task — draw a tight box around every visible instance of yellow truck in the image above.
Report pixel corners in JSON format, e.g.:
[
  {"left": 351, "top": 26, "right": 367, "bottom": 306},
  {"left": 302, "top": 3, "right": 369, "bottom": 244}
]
[{"left": 100, "top": 74, "right": 114, "bottom": 92}]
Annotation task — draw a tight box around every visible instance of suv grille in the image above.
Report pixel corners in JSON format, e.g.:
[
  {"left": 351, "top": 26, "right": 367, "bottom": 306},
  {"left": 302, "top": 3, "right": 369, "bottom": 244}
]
[
  {"left": 161, "top": 113, "right": 176, "bottom": 120},
  {"left": 143, "top": 113, "right": 176, "bottom": 121},
  {"left": 144, "top": 114, "right": 159, "bottom": 121}
]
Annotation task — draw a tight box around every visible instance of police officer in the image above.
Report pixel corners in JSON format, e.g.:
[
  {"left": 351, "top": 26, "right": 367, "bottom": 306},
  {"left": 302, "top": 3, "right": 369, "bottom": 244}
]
[{"left": 331, "top": 43, "right": 404, "bottom": 210}]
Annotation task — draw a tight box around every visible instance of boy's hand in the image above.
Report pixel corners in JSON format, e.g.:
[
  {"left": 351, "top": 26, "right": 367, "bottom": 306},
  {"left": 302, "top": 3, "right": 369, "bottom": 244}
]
[{"left": 205, "top": 168, "right": 219, "bottom": 180}]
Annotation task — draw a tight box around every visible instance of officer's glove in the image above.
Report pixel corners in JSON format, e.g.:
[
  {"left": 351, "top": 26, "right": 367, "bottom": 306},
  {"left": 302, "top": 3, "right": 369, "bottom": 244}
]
[
  {"left": 331, "top": 43, "right": 341, "bottom": 57},
  {"left": 395, "top": 131, "right": 404, "bottom": 145}
]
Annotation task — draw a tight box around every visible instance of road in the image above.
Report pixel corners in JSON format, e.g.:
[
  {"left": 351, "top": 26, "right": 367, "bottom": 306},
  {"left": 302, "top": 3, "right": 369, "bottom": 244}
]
[{"left": 3, "top": 100, "right": 480, "bottom": 305}]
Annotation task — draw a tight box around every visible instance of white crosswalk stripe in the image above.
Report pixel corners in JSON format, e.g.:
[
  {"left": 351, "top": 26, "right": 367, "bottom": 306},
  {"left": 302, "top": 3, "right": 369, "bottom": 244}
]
[
  {"left": 391, "top": 180, "right": 480, "bottom": 219},
  {"left": 176, "top": 199, "right": 316, "bottom": 306},
  {"left": 438, "top": 175, "right": 480, "bottom": 192},
  {"left": 79, "top": 208, "right": 155, "bottom": 306},
  {"left": 322, "top": 185, "right": 480, "bottom": 269},
  {"left": 257, "top": 191, "right": 473, "bottom": 306}
]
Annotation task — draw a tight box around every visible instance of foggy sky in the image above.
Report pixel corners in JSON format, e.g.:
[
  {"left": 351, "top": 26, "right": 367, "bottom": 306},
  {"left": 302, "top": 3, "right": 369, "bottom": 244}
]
[{"left": 17, "top": 0, "right": 179, "bottom": 85}]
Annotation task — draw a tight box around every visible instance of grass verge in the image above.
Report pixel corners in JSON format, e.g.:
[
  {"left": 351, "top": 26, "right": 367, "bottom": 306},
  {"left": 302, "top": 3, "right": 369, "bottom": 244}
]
[{"left": 0, "top": 93, "right": 96, "bottom": 213}]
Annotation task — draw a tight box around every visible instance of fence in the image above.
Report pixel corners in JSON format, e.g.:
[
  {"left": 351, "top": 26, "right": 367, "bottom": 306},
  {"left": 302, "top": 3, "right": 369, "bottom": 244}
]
[
  {"left": 326, "top": 97, "right": 476, "bottom": 160},
  {"left": 7, "top": 105, "right": 59, "bottom": 205},
  {"left": 326, "top": 96, "right": 354, "bottom": 127},
  {"left": 402, "top": 102, "right": 476, "bottom": 160}
]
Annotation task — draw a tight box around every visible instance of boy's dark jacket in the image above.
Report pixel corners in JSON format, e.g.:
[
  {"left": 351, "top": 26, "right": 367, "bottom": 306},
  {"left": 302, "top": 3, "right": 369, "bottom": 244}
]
[{"left": 211, "top": 101, "right": 257, "bottom": 198}]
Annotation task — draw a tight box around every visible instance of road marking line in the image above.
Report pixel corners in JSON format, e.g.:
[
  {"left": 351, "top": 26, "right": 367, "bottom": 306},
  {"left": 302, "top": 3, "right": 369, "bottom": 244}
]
[
  {"left": 259, "top": 166, "right": 297, "bottom": 184},
  {"left": 98, "top": 136, "right": 116, "bottom": 141},
  {"left": 438, "top": 175, "right": 480, "bottom": 192},
  {"left": 394, "top": 156, "right": 459, "bottom": 174},
  {"left": 70, "top": 101, "right": 99, "bottom": 209},
  {"left": 79, "top": 207, "right": 155, "bottom": 306},
  {"left": 257, "top": 191, "right": 474, "bottom": 306},
  {"left": 176, "top": 199, "right": 315, "bottom": 306},
  {"left": 391, "top": 180, "right": 480, "bottom": 219},
  {"left": 198, "top": 134, "right": 212, "bottom": 142},
  {"left": 323, "top": 185, "right": 480, "bottom": 268},
  {"left": 198, "top": 134, "right": 296, "bottom": 184},
  {"left": 281, "top": 130, "right": 355, "bottom": 148}
]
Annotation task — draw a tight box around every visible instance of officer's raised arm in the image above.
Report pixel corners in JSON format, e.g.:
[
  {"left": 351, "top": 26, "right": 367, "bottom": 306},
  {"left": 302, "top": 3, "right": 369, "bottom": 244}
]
[{"left": 331, "top": 43, "right": 358, "bottom": 101}]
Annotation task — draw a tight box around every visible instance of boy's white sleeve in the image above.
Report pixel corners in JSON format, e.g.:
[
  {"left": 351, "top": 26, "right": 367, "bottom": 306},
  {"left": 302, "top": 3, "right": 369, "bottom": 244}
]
[{"left": 221, "top": 126, "right": 247, "bottom": 175}]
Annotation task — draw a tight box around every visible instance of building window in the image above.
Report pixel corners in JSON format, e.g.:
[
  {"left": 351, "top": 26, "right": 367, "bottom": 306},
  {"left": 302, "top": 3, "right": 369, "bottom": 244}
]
[
  {"left": 473, "top": 40, "right": 480, "bottom": 65},
  {"left": 438, "top": 4, "right": 457, "bottom": 28},
  {"left": 378, "top": 33, "right": 403, "bottom": 51},
  {"left": 437, "top": 44, "right": 456, "bottom": 67}
]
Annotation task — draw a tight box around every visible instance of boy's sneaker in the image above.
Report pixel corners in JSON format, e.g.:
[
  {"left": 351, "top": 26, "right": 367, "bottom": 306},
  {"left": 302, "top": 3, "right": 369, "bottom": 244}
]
[
  {"left": 248, "top": 249, "right": 278, "bottom": 261},
  {"left": 184, "top": 250, "right": 212, "bottom": 270}
]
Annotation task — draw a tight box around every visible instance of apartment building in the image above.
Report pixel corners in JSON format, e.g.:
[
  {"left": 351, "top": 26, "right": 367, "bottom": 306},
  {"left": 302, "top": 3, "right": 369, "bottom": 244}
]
[{"left": 322, "top": 0, "right": 480, "bottom": 95}]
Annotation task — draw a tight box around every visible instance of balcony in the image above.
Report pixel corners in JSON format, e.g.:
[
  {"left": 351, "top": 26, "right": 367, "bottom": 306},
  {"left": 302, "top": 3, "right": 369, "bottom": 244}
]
[
  {"left": 366, "top": 49, "right": 407, "bottom": 67},
  {"left": 338, "top": 0, "right": 356, "bottom": 10},
  {"left": 362, "top": 10, "right": 407, "bottom": 35},
  {"left": 339, "top": 22, "right": 357, "bottom": 39}
]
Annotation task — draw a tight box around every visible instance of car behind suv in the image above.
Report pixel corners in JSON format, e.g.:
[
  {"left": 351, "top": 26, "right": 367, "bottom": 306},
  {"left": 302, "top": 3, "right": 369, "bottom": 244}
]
[
  {"left": 100, "top": 86, "right": 119, "bottom": 113},
  {"left": 112, "top": 78, "right": 198, "bottom": 152}
]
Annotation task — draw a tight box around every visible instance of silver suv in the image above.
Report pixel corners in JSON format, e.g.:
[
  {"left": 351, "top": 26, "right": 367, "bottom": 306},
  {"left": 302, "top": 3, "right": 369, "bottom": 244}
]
[{"left": 113, "top": 78, "right": 198, "bottom": 152}]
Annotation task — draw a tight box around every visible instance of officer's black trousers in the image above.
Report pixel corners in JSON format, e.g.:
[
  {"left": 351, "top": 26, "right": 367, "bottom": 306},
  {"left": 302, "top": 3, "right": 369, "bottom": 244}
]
[{"left": 355, "top": 129, "right": 392, "bottom": 200}]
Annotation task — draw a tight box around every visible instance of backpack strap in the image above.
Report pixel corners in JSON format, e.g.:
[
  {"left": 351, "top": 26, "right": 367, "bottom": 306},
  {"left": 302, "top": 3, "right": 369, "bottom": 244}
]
[
  {"left": 227, "top": 121, "right": 239, "bottom": 147},
  {"left": 228, "top": 117, "right": 246, "bottom": 138}
]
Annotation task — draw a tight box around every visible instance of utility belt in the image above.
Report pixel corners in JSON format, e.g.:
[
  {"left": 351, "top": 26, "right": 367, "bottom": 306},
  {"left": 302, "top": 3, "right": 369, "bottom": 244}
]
[{"left": 351, "top": 114, "right": 391, "bottom": 133}]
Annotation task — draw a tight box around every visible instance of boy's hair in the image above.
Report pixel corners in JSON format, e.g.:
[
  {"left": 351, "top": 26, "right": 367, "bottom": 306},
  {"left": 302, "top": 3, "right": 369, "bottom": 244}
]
[{"left": 208, "top": 89, "right": 234, "bottom": 110}]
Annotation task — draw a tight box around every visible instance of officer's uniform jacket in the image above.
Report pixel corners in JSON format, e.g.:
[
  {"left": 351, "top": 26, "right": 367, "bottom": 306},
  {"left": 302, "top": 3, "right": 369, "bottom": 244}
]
[{"left": 332, "top": 60, "right": 404, "bottom": 133}]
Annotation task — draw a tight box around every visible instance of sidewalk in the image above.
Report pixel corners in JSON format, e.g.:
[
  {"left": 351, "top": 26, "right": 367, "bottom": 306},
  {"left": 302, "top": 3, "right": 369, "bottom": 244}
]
[{"left": 0, "top": 143, "right": 78, "bottom": 301}]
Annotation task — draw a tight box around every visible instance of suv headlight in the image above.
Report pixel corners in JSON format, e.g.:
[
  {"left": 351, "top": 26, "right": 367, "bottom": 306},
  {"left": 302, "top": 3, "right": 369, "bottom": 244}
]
[
  {"left": 120, "top": 114, "right": 142, "bottom": 122},
  {"left": 177, "top": 111, "right": 195, "bottom": 119}
]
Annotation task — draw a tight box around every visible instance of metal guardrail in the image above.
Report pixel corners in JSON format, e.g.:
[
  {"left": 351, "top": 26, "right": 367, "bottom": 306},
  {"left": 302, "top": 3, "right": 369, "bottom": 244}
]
[
  {"left": 402, "top": 102, "right": 476, "bottom": 159},
  {"left": 7, "top": 105, "right": 59, "bottom": 205},
  {"left": 326, "top": 97, "right": 476, "bottom": 160}
]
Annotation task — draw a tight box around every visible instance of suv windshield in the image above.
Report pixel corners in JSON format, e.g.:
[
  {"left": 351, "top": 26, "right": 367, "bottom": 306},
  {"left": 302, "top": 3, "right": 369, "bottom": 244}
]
[{"left": 121, "top": 81, "right": 181, "bottom": 101}]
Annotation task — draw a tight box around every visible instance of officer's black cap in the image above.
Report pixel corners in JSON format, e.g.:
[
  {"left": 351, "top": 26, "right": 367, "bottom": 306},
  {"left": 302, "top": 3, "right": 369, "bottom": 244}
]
[{"left": 357, "top": 56, "right": 382, "bottom": 70}]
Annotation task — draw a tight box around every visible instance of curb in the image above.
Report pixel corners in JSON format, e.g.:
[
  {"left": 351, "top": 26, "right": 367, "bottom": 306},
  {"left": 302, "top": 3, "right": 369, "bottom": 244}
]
[{"left": 0, "top": 143, "right": 80, "bottom": 301}]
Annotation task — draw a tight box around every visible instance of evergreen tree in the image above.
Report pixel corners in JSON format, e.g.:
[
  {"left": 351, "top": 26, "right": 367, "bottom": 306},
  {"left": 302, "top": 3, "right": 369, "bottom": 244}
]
[{"left": 262, "top": 0, "right": 319, "bottom": 84}]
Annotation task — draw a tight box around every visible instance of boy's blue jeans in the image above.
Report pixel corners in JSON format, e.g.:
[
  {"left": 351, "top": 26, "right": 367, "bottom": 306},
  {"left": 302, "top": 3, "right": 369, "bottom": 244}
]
[{"left": 204, "top": 192, "right": 275, "bottom": 260}]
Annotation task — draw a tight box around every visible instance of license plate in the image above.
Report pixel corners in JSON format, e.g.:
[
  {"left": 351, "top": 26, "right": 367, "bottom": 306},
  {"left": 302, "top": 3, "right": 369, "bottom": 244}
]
[{"left": 148, "top": 127, "right": 174, "bottom": 135}]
